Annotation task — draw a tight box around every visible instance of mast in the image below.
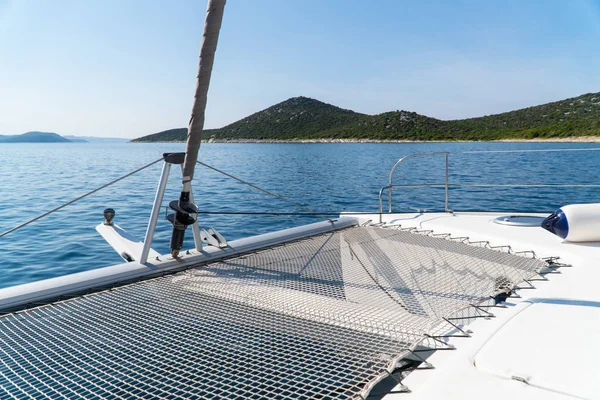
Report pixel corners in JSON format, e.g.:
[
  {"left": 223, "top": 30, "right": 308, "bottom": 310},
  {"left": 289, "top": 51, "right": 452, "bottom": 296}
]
[
  {"left": 183, "top": 0, "right": 226, "bottom": 182},
  {"left": 168, "top": 0, "right": 226, "bottom": 257}
]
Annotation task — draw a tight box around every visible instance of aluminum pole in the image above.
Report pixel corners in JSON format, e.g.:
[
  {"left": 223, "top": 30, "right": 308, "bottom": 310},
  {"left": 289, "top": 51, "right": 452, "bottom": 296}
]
[{"left": 140, "top": 162, "right": 171, "bottom": 263}]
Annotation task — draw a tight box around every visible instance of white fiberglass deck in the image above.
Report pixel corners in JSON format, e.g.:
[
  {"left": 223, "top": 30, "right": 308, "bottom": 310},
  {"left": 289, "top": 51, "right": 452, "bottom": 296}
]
[
  {"left": 340, "top": 211, "right": 600, "bottom": 400},
  {"left": 0, "top": 221, "right": 547, "bottom": 399}
]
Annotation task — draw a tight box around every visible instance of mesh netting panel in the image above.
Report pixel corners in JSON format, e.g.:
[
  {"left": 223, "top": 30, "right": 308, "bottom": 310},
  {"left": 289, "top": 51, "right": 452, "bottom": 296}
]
[{"left": 0, "top": 226, "right": 545, "bottom": 399}]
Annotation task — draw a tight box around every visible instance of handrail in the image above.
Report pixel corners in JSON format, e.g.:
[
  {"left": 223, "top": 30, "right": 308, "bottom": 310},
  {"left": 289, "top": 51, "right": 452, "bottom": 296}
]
[
  {"left": 378, "top": 149, "right": 600, "bottom": 217},
  {"left": 384, "top": 152, "right": 449, "bottom": 213}
]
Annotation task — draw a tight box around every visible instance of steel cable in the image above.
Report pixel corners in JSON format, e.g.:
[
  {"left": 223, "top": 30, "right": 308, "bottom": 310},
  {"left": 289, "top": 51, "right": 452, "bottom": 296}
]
[
  {"left": 196, "top": 160, "right": 335, "bottom": 222},
  {"left": 0, "top": 158, "right": 163, "bottom": 238}
]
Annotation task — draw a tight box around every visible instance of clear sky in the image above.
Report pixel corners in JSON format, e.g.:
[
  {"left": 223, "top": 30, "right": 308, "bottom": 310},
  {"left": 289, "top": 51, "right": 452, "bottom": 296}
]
[{"left": 1, "top": 0, "right": 600, "bottom": 138}]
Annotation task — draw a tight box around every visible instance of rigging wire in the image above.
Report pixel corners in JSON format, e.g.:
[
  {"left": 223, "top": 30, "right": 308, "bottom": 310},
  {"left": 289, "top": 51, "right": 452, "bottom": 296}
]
[
  {"left": 196, "top": 160, "right": 335, "bottom": 222},
  {"left": 3, "top": 147, "right": 597, "bottom": 239},
  {"left": 197, "top": 211, "right": 336, "bottom": 216},
  {"left": 0, "top": 158, "right": 163, "bottom": 238},
  {"left": 195, "top": 211, "right": 380, "bottom": 216}
]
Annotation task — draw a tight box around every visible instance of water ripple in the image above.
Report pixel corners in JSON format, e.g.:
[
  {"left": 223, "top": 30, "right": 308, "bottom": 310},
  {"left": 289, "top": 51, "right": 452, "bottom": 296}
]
[{"left": 0, "top": 141, "right": 598, "bottom": 288}]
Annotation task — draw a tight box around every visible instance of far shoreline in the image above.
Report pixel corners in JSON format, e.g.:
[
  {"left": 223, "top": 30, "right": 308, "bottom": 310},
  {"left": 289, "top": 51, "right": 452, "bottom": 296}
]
[{"left": 131, "top": 136, "right": 600, "bottom": 144}]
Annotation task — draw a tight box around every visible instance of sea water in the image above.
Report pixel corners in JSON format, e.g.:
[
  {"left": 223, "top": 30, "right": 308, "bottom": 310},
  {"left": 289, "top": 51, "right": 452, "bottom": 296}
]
[{"left": 0, "top": 141, "right": 598, "bottom": 289}]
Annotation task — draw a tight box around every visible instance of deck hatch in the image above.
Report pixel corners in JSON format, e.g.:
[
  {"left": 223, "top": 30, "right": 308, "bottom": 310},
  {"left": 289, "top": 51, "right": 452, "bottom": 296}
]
[{"left": 0, "top": 226, "right": 546, "bottom": 399}]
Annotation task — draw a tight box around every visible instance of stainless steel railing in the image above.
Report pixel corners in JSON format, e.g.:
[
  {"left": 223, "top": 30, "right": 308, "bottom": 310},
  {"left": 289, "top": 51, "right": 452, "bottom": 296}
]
[
  {"left": 378, "top": 150, "right": 600, "bottom": 216},
  {"left": 379, "top": 152, "right": 449, "bottom": 214}
]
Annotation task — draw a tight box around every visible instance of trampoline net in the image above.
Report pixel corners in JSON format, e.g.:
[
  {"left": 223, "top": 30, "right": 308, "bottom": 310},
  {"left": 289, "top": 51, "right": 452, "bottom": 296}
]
[{"left": 0, "top": 226, "right": 545, "bottom": 399}]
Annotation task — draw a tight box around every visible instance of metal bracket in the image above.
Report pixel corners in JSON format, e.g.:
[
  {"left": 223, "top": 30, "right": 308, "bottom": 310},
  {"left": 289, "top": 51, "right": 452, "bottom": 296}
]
[
  {"left": 140, "top": 153, "right": 204, "bottom": 264},
  {"left": 200, "top": 227, "right": 227, "bottom": 248}
]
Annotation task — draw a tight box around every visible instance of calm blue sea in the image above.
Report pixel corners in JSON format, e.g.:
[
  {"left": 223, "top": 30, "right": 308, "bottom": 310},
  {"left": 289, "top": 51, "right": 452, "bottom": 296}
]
[{"left": 1, "top": 141, "right": 599, "bottom": 289}]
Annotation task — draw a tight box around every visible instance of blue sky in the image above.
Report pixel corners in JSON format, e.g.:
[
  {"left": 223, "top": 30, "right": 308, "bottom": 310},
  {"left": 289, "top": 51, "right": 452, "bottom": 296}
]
[{"left": 1, "top": 0, "right": 600, "bottom": 138}]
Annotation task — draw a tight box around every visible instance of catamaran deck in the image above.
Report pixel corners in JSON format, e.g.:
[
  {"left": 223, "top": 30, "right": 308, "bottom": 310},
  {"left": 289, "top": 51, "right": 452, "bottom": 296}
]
[
  {"left": 2, "top": 211, "right": 587, "bottom": 399},
  {"left": 345, "top": 211, "right": 600, "bottom": 400}
]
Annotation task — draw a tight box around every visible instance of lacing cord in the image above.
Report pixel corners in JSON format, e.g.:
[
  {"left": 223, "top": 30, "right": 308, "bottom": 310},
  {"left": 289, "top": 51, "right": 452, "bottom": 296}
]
[
  {"left": 0, "top": 158, "right": 163, "bottom": 238},
  {"left": 196, "top": 161, "right": 335, "bottom": 222}
]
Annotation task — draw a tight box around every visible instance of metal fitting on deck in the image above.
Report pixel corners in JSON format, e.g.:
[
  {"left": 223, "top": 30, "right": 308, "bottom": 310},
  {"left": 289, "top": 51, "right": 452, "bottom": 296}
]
[{"left": 103, "top": 208, "right": 115, "bottom": 226}]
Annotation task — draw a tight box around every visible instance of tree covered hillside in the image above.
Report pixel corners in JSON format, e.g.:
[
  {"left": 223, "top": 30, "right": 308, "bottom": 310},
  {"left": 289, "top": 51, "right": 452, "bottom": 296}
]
[
  {"left": 213, "top": 97, "right": 365, "bottom": 140},
  {"left": 449, "top": 92, "right": 600, "bottom": 139},
  {"left": 132, "top": 92, "right": 600, "bottom": 142}
]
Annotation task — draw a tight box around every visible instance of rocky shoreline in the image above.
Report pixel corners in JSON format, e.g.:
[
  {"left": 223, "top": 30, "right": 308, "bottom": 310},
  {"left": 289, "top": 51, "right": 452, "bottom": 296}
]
[
  {"left": 134, "top": 136, "right": 600, "bottom": 144},
  {"left": 495, "top": 136, "right": 600, "bottom": 143}
]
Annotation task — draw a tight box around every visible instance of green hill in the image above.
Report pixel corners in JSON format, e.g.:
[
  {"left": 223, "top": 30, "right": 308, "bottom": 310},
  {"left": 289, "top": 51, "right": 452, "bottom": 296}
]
[
  {"left": 212, "top": 96, "right": 365, "bottom": 140},
  {"left": 132, "top": 92, "right": 600, "bottom": 142},
  {"left": 448, "top": 92, "right": 600, "bottom": 139},
  {"left": 132, "top": 128, "right": 186, "bottom": 142},
  {"left": 131, "top": 128, "right": 218, "bottom": 142},
  {"left": 131, "top": 97, "right": 364, "bottom": 142}
]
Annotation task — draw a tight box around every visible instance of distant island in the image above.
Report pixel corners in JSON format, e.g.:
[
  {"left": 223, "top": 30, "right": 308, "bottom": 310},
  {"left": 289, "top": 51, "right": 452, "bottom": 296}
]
[
  {"left": 0, "top": 131, "right": 75, "bottom": 143},
  {"left": 63, "top": 135, "right": 88, "bottom": 143},
  {"left": 0, "top": 132, "right": 132, "bottom": 143},
  {"left": 64, "top": 135, "right": 131, "bottom": 143},
  {"left": 132, "top": 91, "right": 600, "bottom": 142}
]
